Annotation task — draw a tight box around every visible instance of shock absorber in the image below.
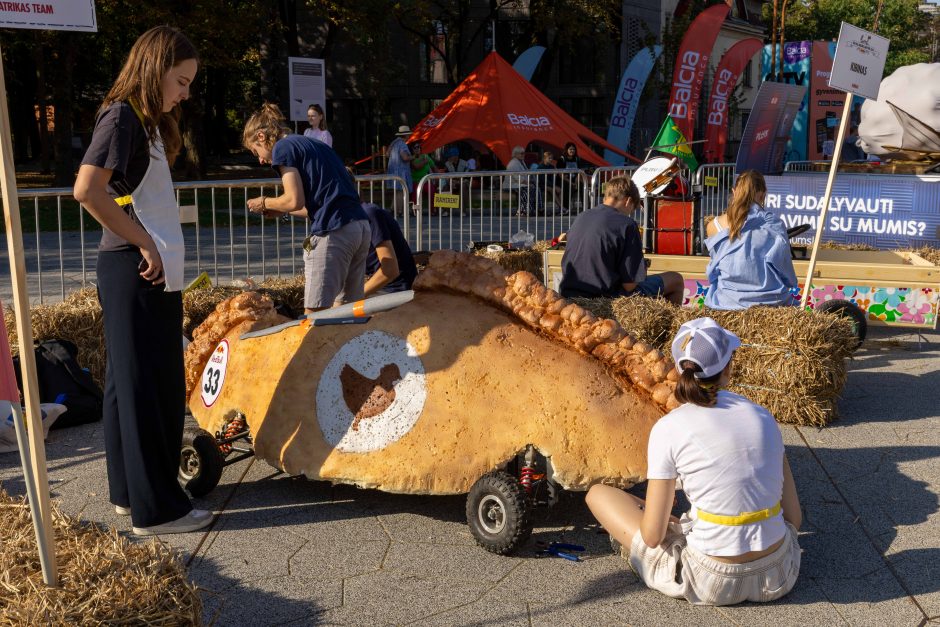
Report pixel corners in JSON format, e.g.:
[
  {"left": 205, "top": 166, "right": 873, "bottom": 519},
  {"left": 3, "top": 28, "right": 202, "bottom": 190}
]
[
  {"left": 520, "top": 446, "right": 536, "bottom": 494},
  {"left": 217, "top": 414, "right": 246, "bottom": 455}
]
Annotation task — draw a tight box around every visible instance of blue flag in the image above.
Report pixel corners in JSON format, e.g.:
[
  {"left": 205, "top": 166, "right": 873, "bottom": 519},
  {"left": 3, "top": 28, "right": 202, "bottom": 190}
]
[{"left": 604, "top": 46, "right": 662, "bottom": 166}]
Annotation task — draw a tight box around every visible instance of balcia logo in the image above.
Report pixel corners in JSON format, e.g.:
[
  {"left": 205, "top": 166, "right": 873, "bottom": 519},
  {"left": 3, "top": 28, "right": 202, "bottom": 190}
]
[{"left": 507, "top": 113, "right": 552, "bottom": 128}]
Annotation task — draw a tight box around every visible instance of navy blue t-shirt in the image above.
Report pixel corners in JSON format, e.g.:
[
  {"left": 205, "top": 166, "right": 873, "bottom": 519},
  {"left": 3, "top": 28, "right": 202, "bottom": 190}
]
[
  {"left": 558, "top": 204, "right": 645, "bottom": 298},
  {"left": 271, "top": 135, "right": 366, "bottom": 236},
  {"left": 363, "top": 203, "right": 417, "bottom": 292}
]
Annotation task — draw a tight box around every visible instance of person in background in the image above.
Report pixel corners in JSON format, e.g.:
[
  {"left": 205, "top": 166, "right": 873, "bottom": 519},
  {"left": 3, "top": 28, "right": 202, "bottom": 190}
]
[
  {"left": 703, "top": 170, "right": 797, "bottom": 309},
  {"left": 303, "top": 104, "right": 333, "bottom": 147},
  {"left": 842, "top": 126, "right": 866, "bottom": 162},
  {"left": 466, "top": 150, "right": 480, "bottom": 172},
  {"left": 536, "top": 150, "right": 565, "bottom": 214},
  {"left": 559, "top": 141, "right": 589, "bottom": 210},
  {"left": 559, "top": 175, "right": 683, "bottom": 303},
  {"left": 73, "top": 26, "right": 212, "bottom": 536},
  {"left": 503, "top": 145, "right": 541, "bottom": 216},
  {"left": 243, "top": 103, "right": 369, "bottom": 313},
  {"left": 386, "top": 125, "right": 415, "bottom": 213},
  {"left": 443, "top": 147, "right": 471, "bottom": 215},
  {"left": 444, "top": 147, "right": 468, "bottom": 173},
  {"left": 410, "top": 141, "right": 440, "bottom": 215},
  {"left": 586, "top": 317, "right": 802, "bottom": 606}
]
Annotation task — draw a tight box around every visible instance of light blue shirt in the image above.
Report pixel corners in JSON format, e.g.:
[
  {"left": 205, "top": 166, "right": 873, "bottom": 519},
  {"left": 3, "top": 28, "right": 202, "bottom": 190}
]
[
  {"left": 704, "top": 205, "right": 798, "bottom": 310},
  {"left": 386, "top": 137, "right": 413, "bottom": 191}
]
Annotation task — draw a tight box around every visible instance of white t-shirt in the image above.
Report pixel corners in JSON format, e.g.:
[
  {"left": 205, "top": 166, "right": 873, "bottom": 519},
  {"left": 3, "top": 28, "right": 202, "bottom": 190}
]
[{"left": 646, "top": 390, "right": 787, "bottom": 556}]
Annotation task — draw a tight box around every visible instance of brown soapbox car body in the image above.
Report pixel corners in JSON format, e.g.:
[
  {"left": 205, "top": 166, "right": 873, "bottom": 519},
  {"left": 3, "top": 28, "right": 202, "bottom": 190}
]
[{"left": 182, "top": 252, "right": 678, "bottom": 554}]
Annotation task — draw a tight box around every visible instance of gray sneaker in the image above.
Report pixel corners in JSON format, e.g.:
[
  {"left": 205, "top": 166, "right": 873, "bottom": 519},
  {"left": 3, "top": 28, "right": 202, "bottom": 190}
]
[{"left": 132, "top": 509, "right": 214, "bottom": 536}]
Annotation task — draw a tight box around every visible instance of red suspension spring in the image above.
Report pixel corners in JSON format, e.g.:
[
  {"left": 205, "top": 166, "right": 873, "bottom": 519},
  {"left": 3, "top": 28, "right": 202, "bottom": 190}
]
[
  {"left": 218, "top": 415, "right": 246, "bottom": 455},
  {"left": 520, "top": 465, "right": 535, "bottom": 494}
]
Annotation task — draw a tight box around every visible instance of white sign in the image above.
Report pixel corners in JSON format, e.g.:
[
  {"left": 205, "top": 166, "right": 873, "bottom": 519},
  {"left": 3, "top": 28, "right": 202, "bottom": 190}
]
[
  {"left": 0, "top": 1, "right": 97, "bottom": 32},
  {"left": 287, "top": 56, "right": 326, "bottom": 123},
  {"left": 200, "top": 340, "right": 229, "bottom": 407},
  {"left": 829, "top": 22, "right": 889, "bottom": 101}
]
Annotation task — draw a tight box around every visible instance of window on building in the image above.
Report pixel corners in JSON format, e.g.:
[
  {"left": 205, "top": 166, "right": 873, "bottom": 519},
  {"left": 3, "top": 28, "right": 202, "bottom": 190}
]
[{"left": 743, "top": 60, "right": 753, "bottom": 88}]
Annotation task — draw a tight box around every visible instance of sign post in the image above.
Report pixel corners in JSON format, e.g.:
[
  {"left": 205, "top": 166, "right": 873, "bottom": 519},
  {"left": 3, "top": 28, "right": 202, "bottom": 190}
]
[
  {"left": 800, "top": 21, "right": 889, "bottom": 308},
  {"left": 0, "top": 0, "right": 99, "bottom": 587}
]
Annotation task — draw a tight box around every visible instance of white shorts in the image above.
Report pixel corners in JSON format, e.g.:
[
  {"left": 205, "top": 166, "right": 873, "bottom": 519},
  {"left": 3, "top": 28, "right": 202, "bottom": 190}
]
[{"left": 628, "top": 521, "right": 801, "bottom": 606}]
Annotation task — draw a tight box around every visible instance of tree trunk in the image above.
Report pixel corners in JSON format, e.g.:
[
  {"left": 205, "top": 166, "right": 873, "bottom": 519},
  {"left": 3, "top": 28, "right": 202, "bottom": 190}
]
[
  {"left": 52, "top": 33, "right": 77, "bottom": 186},
  {"left": 769, "top": 0, "right": 778, "bottom": 80}
]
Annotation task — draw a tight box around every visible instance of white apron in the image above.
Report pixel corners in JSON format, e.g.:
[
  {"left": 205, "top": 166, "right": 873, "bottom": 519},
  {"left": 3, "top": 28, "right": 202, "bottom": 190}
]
[{"left": 131, "top": 134, "right": 185, "bottom": 292}]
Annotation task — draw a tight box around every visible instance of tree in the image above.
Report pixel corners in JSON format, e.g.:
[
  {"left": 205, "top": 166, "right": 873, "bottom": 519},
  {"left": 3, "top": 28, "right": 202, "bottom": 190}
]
[{"left": 769, "top": 0, "right": 932, "bottom": 75}]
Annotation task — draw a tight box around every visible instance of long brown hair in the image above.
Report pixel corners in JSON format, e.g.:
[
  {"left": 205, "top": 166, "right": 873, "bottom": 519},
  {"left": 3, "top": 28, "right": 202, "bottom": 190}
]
[
  {"left": 726, "top": 170, "right": 767, "bottom": 241},
  {"left": 307, "top": 103, "right": 327, "bottom": 130},
  {"left": 673, "top": 360, "right": 723, "bottom": 407},
  {"left": 242, "top": 103, "right": 291, "bottom": 150},
  {"left": 102, "top": 26, "right": 198, "bottom": 165}
]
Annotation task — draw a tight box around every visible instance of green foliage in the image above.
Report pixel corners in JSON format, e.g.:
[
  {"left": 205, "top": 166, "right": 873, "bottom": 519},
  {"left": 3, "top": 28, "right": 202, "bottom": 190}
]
[{"left": 766, "top": 0, "right": 931, "bottom": 75}]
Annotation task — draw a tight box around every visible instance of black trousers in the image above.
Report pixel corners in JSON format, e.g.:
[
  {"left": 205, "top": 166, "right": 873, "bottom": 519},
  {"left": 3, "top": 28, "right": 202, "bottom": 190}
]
[{"left": 97, "top": 250, "right": 191, "bottom": 527}]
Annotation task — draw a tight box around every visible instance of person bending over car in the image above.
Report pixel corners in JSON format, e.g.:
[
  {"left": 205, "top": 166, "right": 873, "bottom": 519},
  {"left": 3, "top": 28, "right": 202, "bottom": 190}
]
[
  {"left": 558, "top": 175, "right": 683, "bottom": 304},
  {"left": 703, "top": 170, "right": 797, "bottom": 309}
]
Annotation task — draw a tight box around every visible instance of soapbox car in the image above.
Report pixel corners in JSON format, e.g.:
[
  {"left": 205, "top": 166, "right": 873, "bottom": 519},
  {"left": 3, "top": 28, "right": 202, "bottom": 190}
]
[{"left": 180, "top": 254, "right": 676, "bottom": 554}]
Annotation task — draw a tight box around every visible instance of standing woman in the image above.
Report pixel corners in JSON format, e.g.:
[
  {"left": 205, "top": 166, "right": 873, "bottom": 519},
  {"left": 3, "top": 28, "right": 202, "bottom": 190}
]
[
  {"left": 586, "top": 317, "right": 802, "bottom": 606},
  {"left": 73, "top": 26, "right": 213, "bottom": 535},
  {"left": 304, "top": 103, "right": 333, "bottom": 147},
  {"left": 243, "top": 104, "right": 369, "bottom": 312}
]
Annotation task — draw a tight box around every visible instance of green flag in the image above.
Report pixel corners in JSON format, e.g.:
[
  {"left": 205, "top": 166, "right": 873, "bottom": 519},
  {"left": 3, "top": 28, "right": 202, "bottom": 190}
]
[{"left": 651, "top": 116, "right": 699, "bottom": 171}]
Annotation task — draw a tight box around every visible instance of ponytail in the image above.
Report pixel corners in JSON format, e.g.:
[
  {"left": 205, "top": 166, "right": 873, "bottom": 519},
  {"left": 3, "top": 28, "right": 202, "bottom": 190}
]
[
  {"left": 242, "top": 103, "right": 291, "bottom": 150},
  {"left": 726, "top": 170, "right": 767, "bottom": 241},
  {"left": 673, "top": 360, "right": 722, "bottom": 407}
]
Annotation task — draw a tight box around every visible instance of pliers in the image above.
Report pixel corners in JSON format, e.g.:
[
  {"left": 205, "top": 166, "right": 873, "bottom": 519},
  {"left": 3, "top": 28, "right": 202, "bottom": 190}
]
[{"left": 535, "top": 541, "right": 585, "bottom": 562}]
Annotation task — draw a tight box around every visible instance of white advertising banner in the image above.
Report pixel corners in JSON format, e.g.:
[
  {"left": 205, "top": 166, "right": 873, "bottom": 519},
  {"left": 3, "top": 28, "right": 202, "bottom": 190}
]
[
  {"left": 828, "top": 22, "right": 889, "bottom": 101},
  {"left": 0, "top": 1, "right": 97, "bottom": 32},
  {"left": 287, "top": 57, "right": 326, "bottom": 122}
]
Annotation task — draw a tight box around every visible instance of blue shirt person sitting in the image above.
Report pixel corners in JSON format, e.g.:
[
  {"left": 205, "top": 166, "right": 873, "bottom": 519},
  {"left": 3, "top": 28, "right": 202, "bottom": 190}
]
[{"left": 703, "top": 170, "right": 798, "bottom": 310}]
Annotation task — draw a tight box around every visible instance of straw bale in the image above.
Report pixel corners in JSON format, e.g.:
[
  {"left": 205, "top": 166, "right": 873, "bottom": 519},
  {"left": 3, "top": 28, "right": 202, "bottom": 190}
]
[
  {"left": 0, "top": 487, "right": 201, "bottom": 625},
  {"left": 609, "top": 297, "right": 856, "bottom": 426},
  {"left": 909, "top": 245, "right": 940, "bottom": 266},
  {"left": 473, "top": 241, "right": 551, "bottom": 282}
]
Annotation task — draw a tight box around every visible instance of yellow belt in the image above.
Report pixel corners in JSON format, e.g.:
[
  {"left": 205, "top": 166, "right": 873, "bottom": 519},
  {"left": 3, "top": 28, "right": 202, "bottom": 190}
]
[
  {"left": 114, "top": 195, "right": 133, "bottom": 207},
  {"left": 696, "top": 502, "right": 781, "bottom": 526}
]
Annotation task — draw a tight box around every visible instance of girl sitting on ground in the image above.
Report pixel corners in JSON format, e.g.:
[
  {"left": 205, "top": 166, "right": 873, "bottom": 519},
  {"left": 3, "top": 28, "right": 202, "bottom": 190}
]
[
  {"left": 703, "top": 170, "right": 798, "bottom": 309},
  {"left": 586, "top": 317, "right": 802, "bottom": 606}
]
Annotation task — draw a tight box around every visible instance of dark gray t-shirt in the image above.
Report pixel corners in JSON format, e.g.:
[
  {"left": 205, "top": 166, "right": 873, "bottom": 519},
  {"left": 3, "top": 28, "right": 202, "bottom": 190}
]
[{"left": 80, "top": 102, "right": 151, "bottom": 251}]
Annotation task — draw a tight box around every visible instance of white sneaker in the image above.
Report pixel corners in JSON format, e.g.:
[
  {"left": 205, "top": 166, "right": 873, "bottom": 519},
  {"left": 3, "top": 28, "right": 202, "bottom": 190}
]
[
  {"left": 115, "top": 505, "right": 131, "bottom": 516},
  {"left": 132, "top": 509, "right": 214, "bottom": 536}
]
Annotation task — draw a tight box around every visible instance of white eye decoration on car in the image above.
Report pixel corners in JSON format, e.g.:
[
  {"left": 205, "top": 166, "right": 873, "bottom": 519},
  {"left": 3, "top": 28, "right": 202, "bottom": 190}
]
[{"left": 315, "top": 331, "right": 427, "bottom": 453}]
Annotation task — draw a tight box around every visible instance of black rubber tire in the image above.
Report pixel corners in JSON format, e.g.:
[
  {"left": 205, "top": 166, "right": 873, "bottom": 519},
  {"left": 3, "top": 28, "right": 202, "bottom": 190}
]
[
  {"left": 179, "top": 427, "right": 224, "bottom": 497},
  {"left": 466, "top": 471, "right": 533, "bottom": 555},
  {"left": 816, "top": 298, "right": 868, "bottom": 349}
]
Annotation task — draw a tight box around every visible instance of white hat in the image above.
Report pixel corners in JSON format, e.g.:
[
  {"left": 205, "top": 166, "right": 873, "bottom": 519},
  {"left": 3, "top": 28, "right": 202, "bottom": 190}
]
[
  {"left": 670, "top": 317, "right": 740, "bottom": 379},
  {"left": 396, "top": 125, "right": 412, "bottom": 136}
]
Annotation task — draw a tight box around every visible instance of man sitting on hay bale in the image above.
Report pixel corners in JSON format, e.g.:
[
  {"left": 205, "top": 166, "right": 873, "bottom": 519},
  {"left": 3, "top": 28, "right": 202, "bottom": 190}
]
[{"left": 558, "top": 175, "right": 684, "bottom": 305}]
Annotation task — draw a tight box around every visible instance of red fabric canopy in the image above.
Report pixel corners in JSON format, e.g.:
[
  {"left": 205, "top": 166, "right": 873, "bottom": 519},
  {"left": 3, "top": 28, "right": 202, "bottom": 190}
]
[{"left": 408, "top": 52, "right": 633, "bottom": 167}]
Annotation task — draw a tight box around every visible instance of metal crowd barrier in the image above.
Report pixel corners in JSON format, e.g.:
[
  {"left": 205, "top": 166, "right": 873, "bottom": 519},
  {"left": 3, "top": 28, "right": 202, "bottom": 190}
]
[
  {"left": 413, "top": 169, "right": 591, "bottom": 251},
  {"left": 6, "top": 174, "right": 410, "bottom": 304}
]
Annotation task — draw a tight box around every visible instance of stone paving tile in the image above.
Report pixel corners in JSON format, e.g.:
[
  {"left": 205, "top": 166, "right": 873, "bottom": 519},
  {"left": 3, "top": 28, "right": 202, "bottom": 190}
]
[
  {"left": 810, "top": 565, "right": 925, "bottom": 626},
  {"left": 288, "top": 539, "right": 389, "bottom": 581},
  {"left": 317, "top": 570, "right": 492, "bottom": 625},
  {"left": 717, "top": 575, "right": 849, "bottom": 626},
  {"left": 198, "top": 573, "right": 341, "bottom": 626},
  {"left": 381, "top": 542, "right": 520, "bottom": 584}
]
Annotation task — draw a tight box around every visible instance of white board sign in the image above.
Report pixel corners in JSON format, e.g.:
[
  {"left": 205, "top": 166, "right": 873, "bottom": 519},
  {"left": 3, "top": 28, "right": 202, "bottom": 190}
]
[
  {"left": 0, "top": 1, "right": 97, "bottom": 32},
  {"left": 829, "top": 22, "right": 889, "bottom": 101},
  {"left": 287, "top": 57, "right": 326, "bottom": 123}
]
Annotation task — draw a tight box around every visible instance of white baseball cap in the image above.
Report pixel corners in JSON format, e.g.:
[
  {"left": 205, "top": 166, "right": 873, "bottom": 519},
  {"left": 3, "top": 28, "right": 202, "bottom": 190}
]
[{"left": 670, "top": 317, "right": 740, "bottom": 379}]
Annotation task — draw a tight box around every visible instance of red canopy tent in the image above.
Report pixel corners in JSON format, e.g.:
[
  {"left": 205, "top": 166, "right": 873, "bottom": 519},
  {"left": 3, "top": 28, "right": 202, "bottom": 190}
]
[{"left": 407, "top": 52, "right": 635, "bottom": 167}]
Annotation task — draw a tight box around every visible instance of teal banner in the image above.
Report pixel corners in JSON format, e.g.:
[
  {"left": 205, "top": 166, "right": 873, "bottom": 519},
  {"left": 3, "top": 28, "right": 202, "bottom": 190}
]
[{"left": 604, "top": 46, "right": 662, "bottom": 166}]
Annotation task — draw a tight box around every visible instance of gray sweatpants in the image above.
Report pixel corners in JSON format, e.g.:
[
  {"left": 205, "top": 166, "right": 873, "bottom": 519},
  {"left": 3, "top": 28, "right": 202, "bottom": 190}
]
[{"left": 303, "top": 219, "right": 370, "bottom": 309}]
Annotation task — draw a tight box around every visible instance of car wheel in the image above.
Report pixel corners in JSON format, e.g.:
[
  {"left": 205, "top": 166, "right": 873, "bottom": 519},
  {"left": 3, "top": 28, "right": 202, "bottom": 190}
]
[
  {"left": 816, "top": 298, "right": 867, "bottom": 350},
  {"left": 466, "top": 471, "right": 532, "bottom": 555},
  {"left": 179, "top": 427, "right": 224, "bottom": 497}
]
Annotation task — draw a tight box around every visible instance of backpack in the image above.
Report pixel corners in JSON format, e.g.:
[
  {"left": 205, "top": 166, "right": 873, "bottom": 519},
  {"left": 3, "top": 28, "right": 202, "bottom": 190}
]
[{"left": 12, "top": 339, "right": 103, "bottom": 429}]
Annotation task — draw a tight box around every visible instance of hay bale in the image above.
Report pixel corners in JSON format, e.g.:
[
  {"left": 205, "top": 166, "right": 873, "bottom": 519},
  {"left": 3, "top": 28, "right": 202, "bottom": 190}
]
[
  {"left": 909, "top": 245, "right": 940, "bottom": 266},
  {"left": 5, "top": 276, "right": 306, "bottom": 388},
  {"left": 609, "top": 297, "right": 856, "bottom": 426},
  {"left": 0, "top": 488, "right": 201, "bottom": 625},
  {"left": 473, "top": 241, "right": 550, "bottom": 282}
]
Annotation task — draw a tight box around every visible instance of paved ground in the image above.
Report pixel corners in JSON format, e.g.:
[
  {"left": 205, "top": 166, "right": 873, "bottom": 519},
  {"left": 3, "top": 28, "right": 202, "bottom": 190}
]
[{"left": 1, "top": 325, "right": 939, "bottom": 626}]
